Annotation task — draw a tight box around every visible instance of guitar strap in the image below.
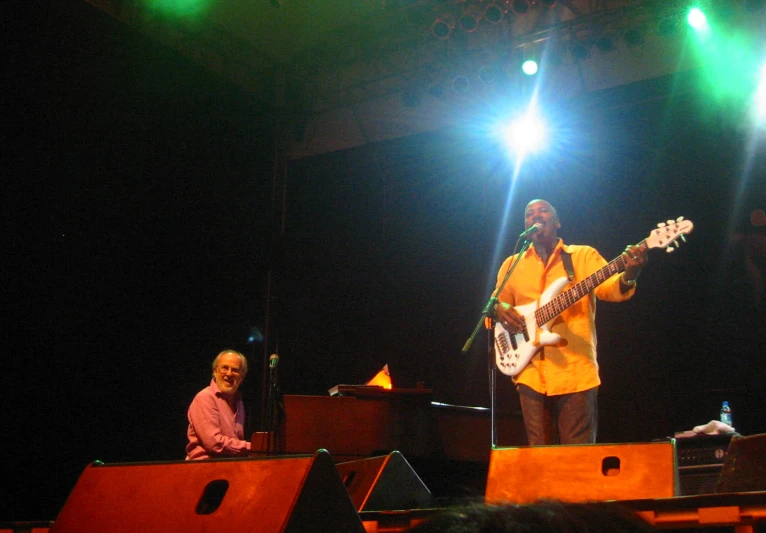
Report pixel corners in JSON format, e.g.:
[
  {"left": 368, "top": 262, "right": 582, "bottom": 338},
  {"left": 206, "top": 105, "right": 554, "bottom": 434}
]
[{"left": 560, "top": 250, "right": 575, "bottom": 282}]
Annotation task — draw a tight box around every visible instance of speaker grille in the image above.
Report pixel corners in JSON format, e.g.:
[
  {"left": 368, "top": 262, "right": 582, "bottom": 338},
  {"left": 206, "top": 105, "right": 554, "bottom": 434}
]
[
  {"left": 678, "top": 465, "right": 723, "bottom": 495},
  {"left": 675, "top": 434, "right": 732, "bottom": 496}
]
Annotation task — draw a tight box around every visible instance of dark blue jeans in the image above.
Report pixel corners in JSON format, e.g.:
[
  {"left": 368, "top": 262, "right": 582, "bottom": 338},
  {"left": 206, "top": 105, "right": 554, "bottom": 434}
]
[{"left": 518, "top": 384, "right": 598, "bottom": 445}]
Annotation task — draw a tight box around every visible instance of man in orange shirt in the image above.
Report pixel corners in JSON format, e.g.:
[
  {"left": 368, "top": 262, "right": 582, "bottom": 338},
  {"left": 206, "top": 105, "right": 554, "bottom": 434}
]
[{"left": 494, "top": 199, "right": 647, "bottom": 445}]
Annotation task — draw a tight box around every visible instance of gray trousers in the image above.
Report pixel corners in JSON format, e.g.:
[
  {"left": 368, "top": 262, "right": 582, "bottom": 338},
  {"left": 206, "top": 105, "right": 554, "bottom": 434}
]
[{"left": 518, "top": 384, "right": 598, "bottom": 445}]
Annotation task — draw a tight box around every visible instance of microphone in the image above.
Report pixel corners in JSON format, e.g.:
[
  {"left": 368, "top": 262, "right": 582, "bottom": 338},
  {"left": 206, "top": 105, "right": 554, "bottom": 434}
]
[
  {"left": 269, "top": 354, "right": 279, "bottom": 385},
  {"left": 519, "top": 222, "right": 543, "bottom": 239}
]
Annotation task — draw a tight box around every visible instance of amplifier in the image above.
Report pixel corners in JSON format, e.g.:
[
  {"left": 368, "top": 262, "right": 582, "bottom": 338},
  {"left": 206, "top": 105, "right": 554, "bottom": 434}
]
[{"left": 675, "top": 434, "right": 732, "bottom": 495}]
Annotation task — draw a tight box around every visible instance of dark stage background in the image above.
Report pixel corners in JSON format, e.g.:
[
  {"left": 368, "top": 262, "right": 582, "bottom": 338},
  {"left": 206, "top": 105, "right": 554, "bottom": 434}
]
[{"left": 4, "top": 0, "right": 765, "bottom": 523}]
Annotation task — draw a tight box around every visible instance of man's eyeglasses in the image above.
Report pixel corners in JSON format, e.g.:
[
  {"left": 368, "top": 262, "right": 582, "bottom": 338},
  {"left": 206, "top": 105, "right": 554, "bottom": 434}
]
[{"left": 217, "top": 365, "right": 242, "bottom": 376}]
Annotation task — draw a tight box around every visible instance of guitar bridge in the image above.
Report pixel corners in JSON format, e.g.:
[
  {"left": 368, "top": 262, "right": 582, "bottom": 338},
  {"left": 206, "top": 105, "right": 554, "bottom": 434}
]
[{"left": 496, "top": 333, "right": 510, "bottom": 358}]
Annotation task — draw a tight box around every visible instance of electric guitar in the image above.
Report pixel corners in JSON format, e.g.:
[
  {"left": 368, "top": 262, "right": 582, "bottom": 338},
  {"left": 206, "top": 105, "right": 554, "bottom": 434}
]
[{"left": 494, "top": 218, "right": 694, "bottom": 377}]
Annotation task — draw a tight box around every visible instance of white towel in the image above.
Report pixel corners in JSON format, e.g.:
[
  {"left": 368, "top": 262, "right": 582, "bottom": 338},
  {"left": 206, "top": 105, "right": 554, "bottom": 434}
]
[{"left": 691, "top": 419, "right": 736, "bottom": 435}]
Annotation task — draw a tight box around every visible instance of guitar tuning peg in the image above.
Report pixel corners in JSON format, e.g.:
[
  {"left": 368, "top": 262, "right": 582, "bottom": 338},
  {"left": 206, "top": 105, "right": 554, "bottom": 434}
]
[
  {"left": 680, "top": 235, "right": 687, "bottom": 242},
  {"left": 666, "top": 247, "right": 675, "bottom": 252},
  {"left": 657, "top": 222, "right": 667, "bottom": 228},
  {"left": 666, "top": 219, "right": 675, "bottom": 225},
  {"left": 676, "top": 216, "right": 684, "bottom": 222}
]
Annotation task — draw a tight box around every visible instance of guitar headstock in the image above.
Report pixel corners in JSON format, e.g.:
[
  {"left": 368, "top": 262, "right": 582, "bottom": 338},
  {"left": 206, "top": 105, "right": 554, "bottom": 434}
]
[{"left": 646, "top": 217, "right": 694, "bottom": 252}]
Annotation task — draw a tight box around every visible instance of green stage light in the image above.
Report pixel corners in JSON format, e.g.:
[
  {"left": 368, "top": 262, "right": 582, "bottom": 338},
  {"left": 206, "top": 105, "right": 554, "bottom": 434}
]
[
  {"left": 687, "top": 7, "right": 708, "bottom": 29},
  {"left": 757, "top": 63, "right": 766, "bottom": 123},
  {"left": 144, "top": 0, "right": 212, "bottom": 17}
]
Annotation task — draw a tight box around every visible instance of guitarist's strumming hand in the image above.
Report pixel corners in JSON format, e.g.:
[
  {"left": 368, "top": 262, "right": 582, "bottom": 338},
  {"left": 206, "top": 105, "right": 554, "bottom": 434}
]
[
  {"left": 620, "top": 244, "right": 648, "bottom": 293},
  {"left": 495, "top": 301, "right": 526, "bottom": 334}
]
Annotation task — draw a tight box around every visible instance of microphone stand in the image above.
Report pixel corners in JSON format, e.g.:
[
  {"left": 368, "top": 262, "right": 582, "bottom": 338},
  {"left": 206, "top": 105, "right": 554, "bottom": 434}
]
[
  {"left": 263, "top": 362, "right": 285, "bottom": 454},
  {"left": 462, "top": 236, "right": 533, "bottom": 448}
]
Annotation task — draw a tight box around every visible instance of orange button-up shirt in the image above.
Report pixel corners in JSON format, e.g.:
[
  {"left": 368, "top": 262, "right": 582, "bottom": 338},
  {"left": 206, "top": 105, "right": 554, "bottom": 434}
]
[{"left": 495, "top": 239, "right": 635, "bottom": 396}]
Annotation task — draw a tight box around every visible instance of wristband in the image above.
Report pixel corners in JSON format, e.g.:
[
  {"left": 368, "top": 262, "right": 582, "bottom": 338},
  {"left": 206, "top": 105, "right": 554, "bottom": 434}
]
[{"left": 621, "top": 273, "right": 637, "bottom": 286}]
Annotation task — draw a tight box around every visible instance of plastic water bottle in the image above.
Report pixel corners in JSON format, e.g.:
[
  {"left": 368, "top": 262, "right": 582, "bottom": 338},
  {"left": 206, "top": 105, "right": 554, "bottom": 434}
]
[{"left": 720, "top": 401, "right": 733, "bottom": 427}]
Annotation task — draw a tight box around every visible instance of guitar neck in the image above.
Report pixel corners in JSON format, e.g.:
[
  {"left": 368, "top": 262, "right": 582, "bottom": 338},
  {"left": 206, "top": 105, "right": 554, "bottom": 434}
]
[{"left": 535, "top": 240, "right": 647, "bottom": 326}]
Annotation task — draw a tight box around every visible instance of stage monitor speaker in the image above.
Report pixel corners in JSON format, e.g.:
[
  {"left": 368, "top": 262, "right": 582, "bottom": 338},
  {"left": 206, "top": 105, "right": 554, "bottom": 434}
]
[
  {"left": 717, "top": 433, "right": 766, "bottom": 493},
  {"left": 486, "top": 441, "right": 678, "bottom": 504},
  {"left": 336, "top": 451, "right": 437, "bottom": 511},
  {"left": 50, "top": 450, "right": 364, "bottom": 533}
]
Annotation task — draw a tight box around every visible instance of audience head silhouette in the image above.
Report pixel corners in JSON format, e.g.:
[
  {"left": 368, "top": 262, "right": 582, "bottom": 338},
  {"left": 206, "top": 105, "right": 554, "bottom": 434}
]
[{"left": 407, "top": 501, "right": 654, "bottom": 533}]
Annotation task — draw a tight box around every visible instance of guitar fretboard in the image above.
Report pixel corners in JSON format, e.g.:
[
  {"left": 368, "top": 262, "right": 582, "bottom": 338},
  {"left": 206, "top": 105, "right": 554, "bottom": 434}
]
[{"left": 534, "top": 240, "right": 647, "bottom": 326}]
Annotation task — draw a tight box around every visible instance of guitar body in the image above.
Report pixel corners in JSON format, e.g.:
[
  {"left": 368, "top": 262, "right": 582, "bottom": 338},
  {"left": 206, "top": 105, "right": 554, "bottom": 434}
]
[{"left": 495, "top": 277, "right": 569, "bottom": 377}]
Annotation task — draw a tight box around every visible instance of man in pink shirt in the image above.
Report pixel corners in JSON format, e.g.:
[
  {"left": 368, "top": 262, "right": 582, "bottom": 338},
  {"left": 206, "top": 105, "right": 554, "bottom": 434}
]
[{"left": 186, "top": 350, "right": 251, "bottom": 459}]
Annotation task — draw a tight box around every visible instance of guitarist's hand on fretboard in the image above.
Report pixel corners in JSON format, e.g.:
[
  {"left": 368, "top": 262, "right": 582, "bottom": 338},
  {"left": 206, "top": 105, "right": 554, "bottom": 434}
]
[{"left": 620, "top": 244, "right": 649, "bottom": 292}]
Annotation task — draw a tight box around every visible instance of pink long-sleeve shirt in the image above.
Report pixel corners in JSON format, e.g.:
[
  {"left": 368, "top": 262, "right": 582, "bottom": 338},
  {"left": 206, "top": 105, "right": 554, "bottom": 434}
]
[{"left": 185, "top": 379, "right": 250, "bottom": 460}]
